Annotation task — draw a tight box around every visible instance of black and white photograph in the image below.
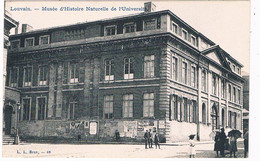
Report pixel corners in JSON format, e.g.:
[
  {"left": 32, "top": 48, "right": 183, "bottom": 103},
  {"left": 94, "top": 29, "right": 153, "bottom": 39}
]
[{"left": 1, "top": 0, "right": 256, "bottom": 159}]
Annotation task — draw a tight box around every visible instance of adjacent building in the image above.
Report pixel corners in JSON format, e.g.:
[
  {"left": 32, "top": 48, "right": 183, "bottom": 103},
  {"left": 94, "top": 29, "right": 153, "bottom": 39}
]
[{"left": 4, "top": 2, "right": 244, "bottom": 143}]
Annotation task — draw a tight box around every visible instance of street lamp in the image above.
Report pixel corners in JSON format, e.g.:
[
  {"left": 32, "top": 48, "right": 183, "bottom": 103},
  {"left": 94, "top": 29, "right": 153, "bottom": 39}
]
[{"left": 13, "top": 102, "right": 20, "bottom": 145}]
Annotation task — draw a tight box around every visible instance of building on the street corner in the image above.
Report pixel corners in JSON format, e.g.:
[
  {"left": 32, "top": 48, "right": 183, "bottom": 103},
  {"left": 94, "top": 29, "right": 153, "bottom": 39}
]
[
  {"left": 4, "top": 2, "right": 244, "bottom": 143},
  {"left": 242, "top": 72, "right": 249, "bottom": 133}
]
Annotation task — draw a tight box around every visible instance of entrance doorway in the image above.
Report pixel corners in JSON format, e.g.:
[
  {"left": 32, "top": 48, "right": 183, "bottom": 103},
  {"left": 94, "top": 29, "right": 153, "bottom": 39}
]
[
  {"left": 211, "top": 105, "right": 218, "bottom": 130},
  {"left": 4, "top": 106, "right": 13, "bottom": 135}
]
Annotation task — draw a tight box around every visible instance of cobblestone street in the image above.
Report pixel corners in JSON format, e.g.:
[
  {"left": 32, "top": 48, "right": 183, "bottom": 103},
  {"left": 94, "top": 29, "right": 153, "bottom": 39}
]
[{"left": 2, "top": 140, "right": 246, "bottom": 158}]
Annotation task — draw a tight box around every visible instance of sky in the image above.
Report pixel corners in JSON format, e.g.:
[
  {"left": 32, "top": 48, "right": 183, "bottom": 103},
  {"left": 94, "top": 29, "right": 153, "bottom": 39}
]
[{"left": 5, "top": 0, "right": 250, "bottom": 73}]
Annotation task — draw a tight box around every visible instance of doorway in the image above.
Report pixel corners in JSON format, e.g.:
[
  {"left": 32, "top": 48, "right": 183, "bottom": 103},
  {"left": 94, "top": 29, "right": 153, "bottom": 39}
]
[{"left": 4, "top": 106, "right": 13, "bottom": 135}]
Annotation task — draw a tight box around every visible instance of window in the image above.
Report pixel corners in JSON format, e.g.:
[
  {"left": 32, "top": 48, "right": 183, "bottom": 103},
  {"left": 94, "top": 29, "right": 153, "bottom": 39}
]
[
  {"left": 182, "top": 62, "right": 187, "bottom": 84},
  {"left": 37, "top": 97, "right": 46, "bottom": 120},
  {"left": 104, "top": 95, "right": 113, "bottom": 119},
  {"left": 144, "top": 19, "right": 156, "bottom": 31},
  {"left": 68, "top": 101, "right": 77, "bottom": 120},
  {"left": 201, "top": 70, "right": 206, "bottom": 92},
  {"left": 233, "top": 87, "right": 236, "bottom": 103},
  {"left": 23, "top": 66, "right": 32, "bottom": 87},
  {"left": 221, "top": 109, "right": 225, "bottom": 128},
  {"left": 183, "top": 98, "right": 188, "bottom": 122},
  {"left": 143, "top": 93, "right": 154, "bottom": 117},
  {"left": 202, "top": 103, "right": 206, "bottom": 124},
  {"left": 124, "top": 23, "right": 135, "bottom": 33},
  {"left": 124, "top": 58, "right": 134, "bottom": 79},
  {"left": 70, "top": 62, "right": 79, "bottom": 83},
  {"left": 238, "top": 89, "right": 241, "bottom": 104},
  {"left": 10, "top": 67, "right": 18, "bottom": 87},
  {"left": 172, "top": 22, "right": 178, "bottom": 34},
  {"left": 234, "top": 112, "right": 237, "bottom": 129},
  {"left": 10, "top": 40, "right": 20, "bottom": 49},
  {"left": 191, "top": 66, "right": 196, "bottom": 88},
  {"left": 192, "top": 100, "right": 197, "bottom": 123},
  {"left": 144, "top": 55, "right": 154, "bottom": 78},
  {"left": 191, "top": 35, "right": 196, "bottom": 46},
  {"left": 229, "top": 85, "right": 232, "bottom": 101},
  {"left": 171, "top": 95, "right": 178, "bottom": 120},
  {"left": 38, "top": 66, "right": 48, "bottom": 86},
  {"left": 123, "top": 94, "right": 133, "bottom": 118},
  {"left": 221, "top": 80, "right": 225, "bottom": 98},
  {"left": 212, "top": 75, "right": 217, "bottom": 95},
  {"left": 39, "top": 35, "right": 50, "bottom": 45},
  {"left": 237, "top": 68, "right": 240, "bottom": 75},
  {"left": 105, "top": 26, "right": 116, "bottom": 36},
  {"left": 105, "top": 59, "right": 114, "bottom": 80},
  {"left": 171, "top": 57, "right": 178, "bottom": 81},
  {"left": 22, "top": 98, "right": 31, "bottom": 120},
  {"left": 233, "top": 65, "right": 236, "bottom": 71},
  {"left": 25, "top": 37, "right": 34, "bottom": 47},
  {"left": 228, "top": 111, "right": 232, "bottom": 128},
  {"left": 182, "top": 29, "right": 188, "bottom": 40}
]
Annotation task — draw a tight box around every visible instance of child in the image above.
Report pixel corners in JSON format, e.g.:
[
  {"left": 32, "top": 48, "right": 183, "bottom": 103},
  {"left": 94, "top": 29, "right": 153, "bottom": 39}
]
[
  {"left": 229, "top": 134, "right": 238, "bottom": 158},
  {"left": 189, "top": 134, "right": 196, "bottom": 158}
]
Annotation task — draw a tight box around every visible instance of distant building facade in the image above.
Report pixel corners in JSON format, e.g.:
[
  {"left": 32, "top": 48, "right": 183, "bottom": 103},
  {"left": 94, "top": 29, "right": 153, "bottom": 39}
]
[
  {"left": 242, "top": 74, "right": 249, "bottom": 132},
  {"left": 5, "top": 2, "right": 244, "bottom": 142}
]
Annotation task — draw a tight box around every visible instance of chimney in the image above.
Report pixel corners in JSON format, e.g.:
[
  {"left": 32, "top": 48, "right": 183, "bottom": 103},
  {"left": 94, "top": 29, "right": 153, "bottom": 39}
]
[
  {"left": 22, "top": 24, "right": 33, "bottom": 33},
  {"left": 144, "top": 2, "right": 156, "bottom": 13}
]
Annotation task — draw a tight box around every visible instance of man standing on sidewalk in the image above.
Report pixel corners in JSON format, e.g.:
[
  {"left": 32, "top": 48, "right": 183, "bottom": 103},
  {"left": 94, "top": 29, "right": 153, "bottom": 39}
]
[
  {"left": 148, "top": 129, "right": 153, "bottom": 148},
  {"left": 244, "top": 128, "right": 249, "bottom": 158},
  {"left": 144, "top": 130, "right": 149, "bottom": 149}
]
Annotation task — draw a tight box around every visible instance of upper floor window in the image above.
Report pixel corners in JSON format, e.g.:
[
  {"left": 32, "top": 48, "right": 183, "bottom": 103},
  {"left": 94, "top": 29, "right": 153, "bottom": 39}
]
[
  {"left": 143, "top": 93, "right": 154, "bottom": 117},
  {"left": 229, "top": 84, "right": 232, "bottom": 101},
  {"left": 104, "top": 95, "right": 113, "bottom": 119},
  {"left": 39, "top": 35, "right": 50, "bottom": 45},
  {"left": 171, "top": 22, "right": 178, "bottom": 34},
  {"left": 212, "top": 75, "right": 217, "bottom": 95},
  {"left": 201, "top": 70, "right": 207, "bottom": 92},
  {"left": 123, "top": 94, "right": 133, "bottom": 118},
  {"left": 105, "top": 26, "right": 116, "bottom": 36},
  {"left": 233, "top": 87, "right": 236, "bottom": 103},
  {"left": 182, "top": 62, "right": 187, "bottom": 84},
  {"left": 25, "top": 37, "right": 34, "bottom": 47},
  {"left": 105, "top": 59, "right": 114, "bottom": 81},
  {"left": 238, "top": 89, "right": 241, "bottom": 104},
  {"left": 237, "top": 68, "right": 240, "bottom": 75},
  {"left": 221, "top": 80, "right": 225, "bottom": 98},
  {"left": 191, "top": 66, "right": 196, "bottom": 88},
  {"left": 124, "top": 23, "right": 135, "bottom": 33},
  {"left": 171, "top": 57, "right": 178, "bottom": 81},
  {"left": 171, "top": 95, "right": 178, "bottom": 120},
  {"left": 191, "top": 35, "right": 196, "bottom": 46},
  {"left": 124, "top": 58, "right": 134, "bottom": 79},
  {"left": 37, "top": 97, "right": 46, "bottom": 120},
  {"left": 233, "top": 65, "right": 236, "bottom": 71},
  {"left": 70, "top": 62, "right": 79, "bottom": 83},
  {"left": 23, "top": 66, "right": 32, "bottom": 87},
  {"left": 10, "top": 40, "right": 20, "bottom": 49},
  {"left": 182, "top": 29, "right": 188, "bottom": 41},
  {"left": 10, "top": 67, "right": 19, "bottom": 87},
  {"left": 144, "top": 19, "right": 156, "bottom": 31},
  {"left": 68, "top": 101, "right": 77, "bottom": 120},
  {"left": 38, "top": 66, "right": 48, "bottom": 86},
  {"left": 144, "top": 55, "right": 154, "bottom": 78}
]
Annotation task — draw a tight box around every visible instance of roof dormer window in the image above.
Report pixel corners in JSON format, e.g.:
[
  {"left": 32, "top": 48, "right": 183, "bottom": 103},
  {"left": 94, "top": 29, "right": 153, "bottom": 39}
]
[
  {"left": 182, "top": 29, "right": 188, "bottom": 41},
  {"left": 105, "top": 25, "right": 117, "bottom": 36},
  {"left": 39, "top": 35, "right": 50, "bottom": 45},
  {"left": 124, "top": 23, "right": 136, "bottom": 33},
  {"left": 25, "top": 37, "right": 34, "bottom": 47}
]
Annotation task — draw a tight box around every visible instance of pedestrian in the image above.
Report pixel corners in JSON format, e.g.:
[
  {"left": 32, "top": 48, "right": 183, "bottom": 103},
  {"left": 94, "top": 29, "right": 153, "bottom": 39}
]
[
  {"left": 219, "top": 128, "right": 227, "bottom": 157},
  {"left": 229, "top": 133, "right": 238, "bottom": 158},
  {"left": 154, "top": 132, "right": 160, "bottom": 149},
  {"left": 77, "top": 134, "right": 81, "bottom": 141},
  {"left": 144, "top": 130, "right": 149, "bottom": 149},
  {"left": 243, "top": 128, "right": 249, "bottom": 158},
  {"left": 148, "top": 129, "right": 153, "bottom": 148},
  {"left": 189, "top": 134, "right": 196, "bottom": 158},
  {"left": 115, "top": 130, "right": 120, "bottom": 142},
  {"left": 214, "top": 131, "right": 221, "bottom": 157}
]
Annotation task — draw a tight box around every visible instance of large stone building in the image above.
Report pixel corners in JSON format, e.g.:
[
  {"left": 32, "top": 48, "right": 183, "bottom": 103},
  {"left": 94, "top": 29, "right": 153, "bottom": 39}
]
[{"left": 4, "top": 2, "right": 244, "bottom": 143}]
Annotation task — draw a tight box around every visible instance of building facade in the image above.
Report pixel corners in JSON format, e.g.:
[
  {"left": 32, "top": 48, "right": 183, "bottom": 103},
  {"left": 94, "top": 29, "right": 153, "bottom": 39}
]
[{"left": 5, "top": 3, "right": 244, "bottom": 142}]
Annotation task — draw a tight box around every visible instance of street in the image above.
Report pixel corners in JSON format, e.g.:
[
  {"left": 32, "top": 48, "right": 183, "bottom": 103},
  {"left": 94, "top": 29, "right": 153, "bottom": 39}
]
[{"left": 2, "top": 140, "right": 246, "bottom": 158}]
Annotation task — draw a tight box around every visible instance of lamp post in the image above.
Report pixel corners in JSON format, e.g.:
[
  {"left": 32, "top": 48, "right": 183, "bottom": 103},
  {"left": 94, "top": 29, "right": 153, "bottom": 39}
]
[{"left": 14, "top": 102, "right": 20, "bottom": 145}]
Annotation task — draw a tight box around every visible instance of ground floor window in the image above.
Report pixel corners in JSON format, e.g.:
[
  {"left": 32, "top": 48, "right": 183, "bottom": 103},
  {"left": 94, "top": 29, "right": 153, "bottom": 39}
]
[
  {"left": 143, "top": 93, "right": 154, "bottom": 117},
  {"left": 104, "top": 95, "right": 113, "bottom": 119},
  {"left": 22, "top": 98, "right": 31, "bottom": 120},
  {"left": 37, "top": 97, "right": 46, "bottom": 120},
  {"left": 123, "top": 94, "right": 133, "bottom": 118},
  {"left": 68, "top": 101, "right": 77, "bottom": 120}
]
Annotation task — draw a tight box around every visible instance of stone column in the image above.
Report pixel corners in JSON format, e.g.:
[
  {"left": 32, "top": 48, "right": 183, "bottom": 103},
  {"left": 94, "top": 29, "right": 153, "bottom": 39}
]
[
  {"left": 56, "top": 62, "right": 63, "bottom": 118},
  {"left": 83, "top": 59, "right": 91, "bottom": 117},
  {"left": 207, "top": 71, "right": 212, "bottom": 125},
  {"left": 92, "top": 58, "right": 100, "bottom": 117},
  {"left": 197, "top": 67, "right": 202, "bottom": 140},
  {"left": 47, "top": 63, "right": 55, "bottom": 118}
]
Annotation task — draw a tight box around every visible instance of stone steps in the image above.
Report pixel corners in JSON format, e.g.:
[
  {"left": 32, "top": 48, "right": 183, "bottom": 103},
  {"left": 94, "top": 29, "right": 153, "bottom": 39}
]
[{"left": 2, "top": 135, "right": 15, "bottom": 145}]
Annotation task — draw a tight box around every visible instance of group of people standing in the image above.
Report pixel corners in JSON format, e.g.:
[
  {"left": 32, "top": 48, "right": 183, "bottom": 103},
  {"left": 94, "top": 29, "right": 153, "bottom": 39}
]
[
  {"left": 144, "top": 129, "right": 160, "bottom": 149},
  {"left": 214, "top": 128, "right": 249, "bottom": 158}
]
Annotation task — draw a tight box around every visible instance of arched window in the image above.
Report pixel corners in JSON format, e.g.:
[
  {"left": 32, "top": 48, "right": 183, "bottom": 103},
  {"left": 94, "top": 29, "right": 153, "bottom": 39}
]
[
  {"left": 202, "top": 103, "right": 206, "bottom": 124},
  {"left": 211, "top": 105, "right": 218, "bottom": 130}
]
